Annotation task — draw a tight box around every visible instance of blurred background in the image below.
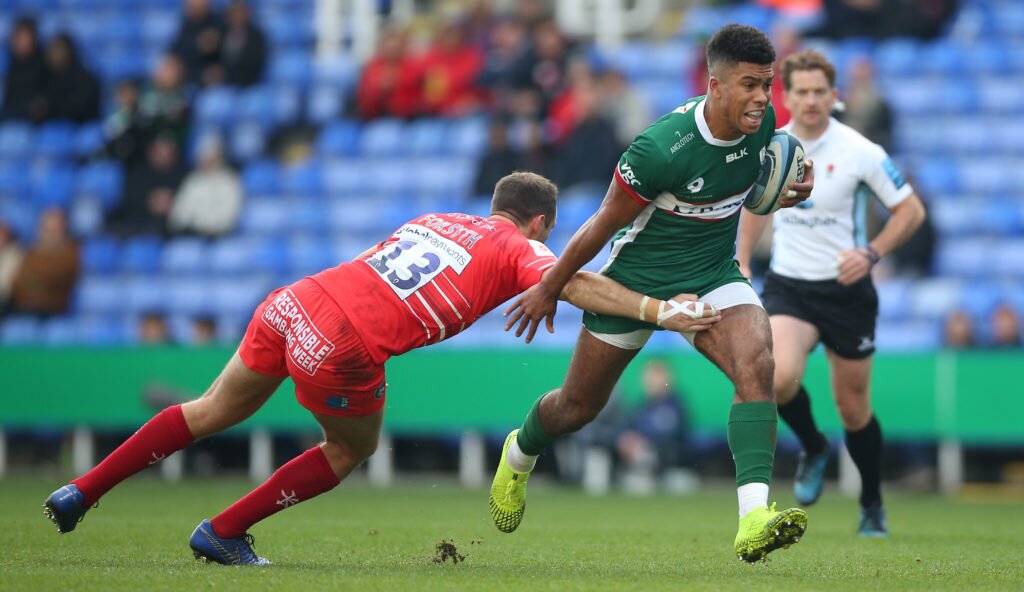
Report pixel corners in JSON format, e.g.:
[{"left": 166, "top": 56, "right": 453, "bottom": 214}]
[{"left": 0, "top": 0, "right": 1021, "bottom": 498}]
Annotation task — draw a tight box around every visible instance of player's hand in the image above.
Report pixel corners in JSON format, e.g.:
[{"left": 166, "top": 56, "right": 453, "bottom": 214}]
[
  {"left": 778, "top": 158, "right": 814, "bottom": 209},
  {"left": 504, "top": 281, "right": 561, "bottom": 344},
  {"left": 656, "top": 293, "right": 721, "bottom": 333},
  {"left": 836, "top": 248, "right": 873, "bottom": 285}
]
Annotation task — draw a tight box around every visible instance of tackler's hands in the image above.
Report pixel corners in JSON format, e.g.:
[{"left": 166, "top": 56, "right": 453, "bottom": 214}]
[
  {"left": 504, "top": 280, "right": 561, "bottom": 344},
  {"left": 643, "top": 293, "right": 721, "bottom": 333},
  {"left": 778, "top": 158, "right": 814, "bottom": 209}
]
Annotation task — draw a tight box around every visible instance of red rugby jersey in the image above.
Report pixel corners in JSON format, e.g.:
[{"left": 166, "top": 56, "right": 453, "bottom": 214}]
[{"left": 310, "top": 213, "right": 557, "bottom": 364}]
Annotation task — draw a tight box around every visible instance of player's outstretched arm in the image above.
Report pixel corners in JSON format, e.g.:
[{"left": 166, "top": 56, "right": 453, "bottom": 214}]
[
  {"left": 736, "top": 208, "right": 773, "bottom": 278},
  {"left": 506, "top": 179, "right": 648, "bottom": 342},
  {"left": 504, "top": 271, "right": 721, "bottom": 340}
]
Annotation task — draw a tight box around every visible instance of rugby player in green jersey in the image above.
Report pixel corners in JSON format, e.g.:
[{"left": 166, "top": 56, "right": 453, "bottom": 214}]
[{"left": 488, "top": 24, "right": 816, "bottom": 563}]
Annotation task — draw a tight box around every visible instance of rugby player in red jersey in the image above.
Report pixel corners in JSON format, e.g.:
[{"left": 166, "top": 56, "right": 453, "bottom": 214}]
[{"left": 43, "top": 172, "right": 719, "bottom": 565}]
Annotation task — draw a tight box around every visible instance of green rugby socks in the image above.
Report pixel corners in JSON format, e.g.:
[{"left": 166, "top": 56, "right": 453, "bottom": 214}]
[
  {"left": 516, "top": 395, "right": 555, "bottom": 456},
  {"left": 728, "top": 401, "right": 778, "bottom": 487}
]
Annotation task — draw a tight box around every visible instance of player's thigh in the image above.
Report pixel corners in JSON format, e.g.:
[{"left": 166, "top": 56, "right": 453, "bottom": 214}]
[
  {"left": 770, "top": 315, "right": 820, "bottom": 402},
  {"left": 693, "top": 303, "right": 774, "bottom": 403},
  {"left": 183, "top": 351, "right": 286, "bottom": 437},
  {"left": 825, "top": 348, "right": 874, "bottom": 430},
  {"left": 561, "top": 327, "right": 642, "bottom": 411},
  {"left": 313, "top": 408, "right": 384, "bottom": 478}
]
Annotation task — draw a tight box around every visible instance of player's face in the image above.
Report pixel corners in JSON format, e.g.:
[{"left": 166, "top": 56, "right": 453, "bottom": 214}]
[
  {"left": 784, "top": 69, "right": 837, "bottom": 131},
  {"left": 714, "top": 62, "right": 773, "bottom": 136}
]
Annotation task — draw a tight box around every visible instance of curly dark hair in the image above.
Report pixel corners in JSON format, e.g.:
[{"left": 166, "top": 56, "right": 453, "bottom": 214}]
[{"left": 706, "top": 24, "right": 776, "bottom": 72}]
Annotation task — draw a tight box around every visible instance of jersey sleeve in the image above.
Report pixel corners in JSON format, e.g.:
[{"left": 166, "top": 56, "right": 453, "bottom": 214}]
[
  {"left": 614, "top": 132, "right": 672, "bottom": 205},
  {"left": 513, "top": 239, "right": 558, "bottom": 292},
  {"left": 861, "top": 143, "right": 914, "bottom": 208}
]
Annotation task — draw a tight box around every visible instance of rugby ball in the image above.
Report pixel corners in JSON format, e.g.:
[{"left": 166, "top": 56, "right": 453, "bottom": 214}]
[{"left": 744, "top": 131, "right": 806, "bottom": 215}]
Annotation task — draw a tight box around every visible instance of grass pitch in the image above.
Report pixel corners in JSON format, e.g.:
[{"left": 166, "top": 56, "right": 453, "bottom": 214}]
[{"left": 3, "top": 477, "right": 1021, "bottom": 591}]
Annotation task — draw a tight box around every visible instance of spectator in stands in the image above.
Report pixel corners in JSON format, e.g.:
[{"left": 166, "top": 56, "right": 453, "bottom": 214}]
[
  {"left": 139, "top": 312, "right": 171, "bottom": 345},
  {"left": 192, "top": 316, "right": 218, "bottom": 345},
  {"left": 550, "top": 68, "right": 622, "bottom": 190},
  {"left": 616, "top": 360, "right": 692, "bottom": 479},
  {"left": 597, "top": 68, "right": 652, "bottom": 147},
  {"left": 477, "top": 18, "right": 535, "bottom": 110},
  {"left": 473, "top": 119, "right": 521, "bottom": 197},
  {"left": 103, "top": 80, "right": 149, "bottom": 165},
  {"left": 418, "top": 22, "right": 485, "bottom": 117},
  {"left": 530, "top": 19, "right": 572, "bottom": 113},
  {"left": 0, "top": 222, "right": 25, "bottom": 316},
  {"left": 461, "top": 0, "right": 499, "bottom": 51},
  {"left": 171, "top": 0, "right": 224, "bottom": 87},
  {"left": 108, "top": 134, "right": 187, "bottom": 237},
  {"left": 943, "top": 310, "right": 976, "bottom": 349},
  {"left": 10, "top": 208, "right": 80, "bottom": 318},
  {"left": 517, "top": 119, "right": 554, "bottom": 179},
  {"left": 0, "top": 16, "right": 47, "bottom": 122},
  {"left": 887, "top": 173, "right": 936, "bottom": 277},
  {"left": 212, "top": 1, "right": 267, "bottom": 88},
  {"left": 355, "top": 27, "right": 422, "bottom": 120},
  {"left": 838, "top": 57, "right": 893, "bottom": 150},
  {"left": 38, "top": 33, "right": 101, "bottom": 123},
  {"left": 169, "top": 135, "right": 243, "bottom": 238},
  {"left": 139, "top": 55, "right": 191, "bottom": 149},
  {"left": 989, "top": 304, "right": 1022, "bottom": 349},
  {"left": 770, "top": 24, "right": 803, "bottom": 128}
]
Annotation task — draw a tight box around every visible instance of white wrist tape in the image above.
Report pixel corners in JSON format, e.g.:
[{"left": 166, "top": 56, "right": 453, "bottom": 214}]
[
  {"left": 655, "top": 299, "right": 707, "bottom": 326},
  {"left": 639, "top": 295, "right": 650, "bottom": 322}
]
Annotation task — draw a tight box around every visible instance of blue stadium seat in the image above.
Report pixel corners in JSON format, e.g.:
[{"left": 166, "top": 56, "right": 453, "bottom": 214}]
[
  {"left": 994, "top": 240, "right": 1024, "bottom": 277},
  {"left": 966, "top": 43, "right": 1010, "bottom": 76},
  {"left": 919, "top": 40, "right": 965, "bottom": 76},
  {"left": 265, "top": 15, "right": 315, "bottom": 48},
  {"left": 321, "top": 158, "right": 366, "bottom": 196},
  {"left": 81, "top": 237, "right": 120, "bottom": 275},
  {"left": 957, "top": 281, "right": 1004, "bottom": 319},
  {"left": 447, "top": 117, "right": 488, "bottom": 157},
  {"left": 76, "top": 314, "right": 133, "bottom": 345},
  {"left": 141, "top": 9, "right": 178, "bottom": 46},
  {"left": 316, "top": 120, "right": 361, "bottom": 157},
  {"left": 287, "top": 198, "right": 330, "bottom": 233},
  {"left": 0, "top": 161, "right": 30, "bottom": 199},
  {"left": 31, "top": 164, "right": 76, "bottom": 207},
  {"left": 75, "top": 277, "right": 125, "bottom": 314},
  {"left": 279, "top": 160, "right": 324, "bottom": 196},
  {"left": 637, "top": 81, "right": 685, "bottom": 118},
  {"left": 69, "top": 195, "right": 105, "bottom": 237},
  {"left": 0, "top": 316, "right": 40, "bottom": 345},
  {"left": 246, "top": 236, "right": 289, "bottom": 275},
  {"left": 75, "top": 160, "right": 123, "bottom": 209},
  {"left": 73, "top": 122, "right": 105, "bottom": 158},
  {"left": 239, "top": 197, "right": 289, "bottom": 235},
  {"left": 242, "top": 159, "right": 281, "bottom": 195},
  {"left": 360, "top": 119, "right": 405, "bottom": 156},
  {"left": 978, "top": 80, "right": 1024, "bottom": 114},
  {"left": 120, "top": 237, "right": 163, "bottom": 274},
  {"left": 930, "top": 196, "right": 983, "bottom": 237},
  {"left": 161, "top": 238, "right": 209, "bottom": 275},
  {"left": 914, "top": 159, "right": 960, "bottom": 194},
  {"left": 211, "top": 276, "right": 270, "bottom": 316},
  {"left": 209, "top": 237, "right": 257, "bottom": 275},
  {"left": 876, "top": 320, "right": 942, "bottom": 351},
  {"left": 287, "top": 236, "right": 334, "bottom": 276},
  {"left": 934, "top": 238, "right": 994, "bottom": 278},
  {"left": 307, "top": 85, "right": 343, "bottom": 124},
  {"left": 124, "top": 276, "right": 169, "bottom": 314},
  {"left": 361, "top": 157, "right": 414, "bottom": 195},
  {"left": 0, "top": 122, "right": 32, "bottom": 159},
  {"left": 407, "top": 119, "right": 448, "bottom": 156},
  {"left": 166, "top": 278, "right": 213, "bottom": 316},
  {"left": 195, "top": 87, "right": 238, "bottom": 128},
  {"left": 268, "top": 52, "right": 312, "bottom": 87},
  {"left": 237, "top": 85, "right": 301, "bottom": 125},
  {"left": 876, "top": 278, "right": 912, "bottom": 321},
  {"left": 875, "top": 38, "right": 920, "bottom": 78},
  {"left": 312, "top": 53, "right": 358, "bottom": 86},
  {"left": 230, "top": 122, "right": 267, "bottom": 162},
  {"left": 908, "top": 278, "right": 963, "bottom": 320}
]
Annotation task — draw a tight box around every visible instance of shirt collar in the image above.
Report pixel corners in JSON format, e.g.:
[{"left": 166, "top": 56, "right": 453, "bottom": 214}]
[{"left": 695, "top": 98, "right": 746, "bottom": 147}]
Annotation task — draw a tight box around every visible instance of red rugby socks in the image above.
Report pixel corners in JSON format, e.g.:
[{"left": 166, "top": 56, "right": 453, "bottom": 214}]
[
  {"left": 211, "top": 445, "right": 341, "bottom": 539},
  {"left": 71, "top": 404, "right": 194, "bottom": 506}
]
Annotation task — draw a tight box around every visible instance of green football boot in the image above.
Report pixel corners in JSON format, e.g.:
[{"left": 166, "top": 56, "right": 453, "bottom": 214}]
[
  {"left": 734, "top": 503, "right": 808, "bottom": 563},
  {"left": 489, "top": 430, "right": 531, "bottom": 533}
]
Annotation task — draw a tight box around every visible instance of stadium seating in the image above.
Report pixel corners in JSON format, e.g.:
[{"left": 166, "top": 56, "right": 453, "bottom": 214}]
[{"left": 0, "top": 0, "right": 1019, "bottom": 349}]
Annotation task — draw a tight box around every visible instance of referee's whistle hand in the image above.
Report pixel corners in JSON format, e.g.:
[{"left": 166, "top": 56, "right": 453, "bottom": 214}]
[{"left": 778, "top": 158, "right": 814, "bottom": 209}]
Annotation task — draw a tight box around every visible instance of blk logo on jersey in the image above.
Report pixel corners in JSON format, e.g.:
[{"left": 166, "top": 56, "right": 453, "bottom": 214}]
[
  {"left": 686, "top": 177, "right": 705, "bottom": 193},
  {"left": 725, "top": 147, "right": 749, "bottom": 163}
]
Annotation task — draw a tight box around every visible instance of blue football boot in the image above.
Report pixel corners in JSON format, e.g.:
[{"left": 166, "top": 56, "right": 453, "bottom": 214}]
[
  {"left": 794, "top": 437, "right": 830, "bottom": 506},
  {"left": 189, "top": 520, "right": 272, "bottom": 565},
  {"left": 43, "top": 484, "right": 90, "bottom": 533},
  {"left": 858, "top": 503, "right": 889, "bottom": 537}
]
